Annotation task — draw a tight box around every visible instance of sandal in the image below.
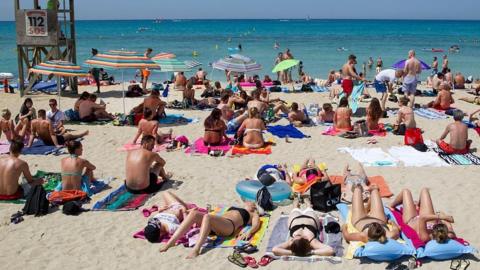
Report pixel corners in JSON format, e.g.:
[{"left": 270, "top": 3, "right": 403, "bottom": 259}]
[
  {"left": 234, "top": 244, "right": 258, "bottom": 254},
  {"left": 228, "top": 251, "right": 247, "bottom": 268},
  {"left": 243, "top": 256, "right": 259, "bottom": 268},
  {"left": 257, "top": 255, "right": 275, "bottom": 267},
  {"left": 450, "top": 259, "right": 461, "bottom": 270},
  {"left": 460, "top": 259, "right": 470, "bottom": 270}
]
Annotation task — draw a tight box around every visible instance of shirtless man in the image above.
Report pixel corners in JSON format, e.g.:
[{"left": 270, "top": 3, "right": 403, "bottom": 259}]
[
  {"left": 183, "top": 83, "right": 196, "bottom": 107},
  {"left": 427, "top": 83, "right": 454, "bottom": 110},
  {"left": 454, "top": 73, "right": 465, "bottom": 89},
  {"left": 175, "top": 72, "right": 187, "bottom": 91},
  {"left": 394, "top": 96, "right": 416, "bottom": 135},
  {"left": 431, "top": 56, "right": 438, "bottom": 74},
  {"left": 125, "top": 135, "right": 172, "bottom": 194},
  {"left": 432, "top": 73, "right": 445, "bottom": 94},
  {"left": 131, "top": 89, "right": 166, "bottom": 119},
  {"left": 441, "top": 55, "right": 449, "bottom": 74},
  {"left": 376, "top": 57, "right": 383, "bottom": 73},
  {"left": 28, "top": 110, "right": 88, "bottom": 148},
  {"left": 436, "top": 110, "right": 471, "bottom": 154},
  {"left": 342, "top": 54, "right": 362, "bottom": 97},
  {"left": 403, "top": 50, "right": 422, "bottom": 108},
  {"left": 132, "top": 108, "right": 172, "bottom": 145},
  {"left": 0, "top": 140, "right": 43, "bottom": 199},
  {"left": 79, "top": 94, "right": 115, "bottom": 121},
  {"left": 217, "top": 93, "right": 244, "bottom": 122},
  {"left": 288, "top": 102, "right": 308, "bottom": 127},
  {"left": 0, "top": 109, "right": 16, "bottom": 141}
]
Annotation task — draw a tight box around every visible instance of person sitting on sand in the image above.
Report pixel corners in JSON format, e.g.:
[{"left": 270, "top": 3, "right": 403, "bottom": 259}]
[
  {"left": 15, "top": 98, "right": 36, "bottom": 141},
  {"left": 183, "top": 83, "right": 197, "bottom": 108},
  {"left": 436, "top": 110, "right": 471, "bottom": 154},
  {"left": 161, "top": 201, "right": 260, "bottom": 259},
  {"left": 47, "top": 99, "right": 66, "bottom": 135},
  {"left": 79, "top": 94, "right": 115, "bottom": 122},
  {"left": 342, "top": 184, "right": 400, "bottom": 243},
  {"left": 432, "top": 73, "right": 445, "bottom": 95},
  {"left": 273, "top": 199, "right": 335, "bottom": 257},
  {"left": 0, "top": 109, "right": 16, "bottom": 141},
  {"left": 394, "top": 96, "right": 416, "bottom": 135},
  {"left": 74, "top": 92, "right": 90, "bottom": 112},
  {"left": 327, "top": 70, "right": 336, "bottom": 86},
  {"left": 340, "top": 163, "right": 370, "bottom": 203},
  {"left": 291, "top": 158, "right": 329, "bottom": 186},
  {"left": 60, "top": 140, "right": 96, "bottom": 191},
  {"left": 234, "top": 90, "right": 250, "bottom": 110},
  {"left": 333, "top": 97, "right": 352, "bottom": 131},
  {"left": 132, "top": 108, "right": 172, "bottom": 145},
  {"left": 214, "top": 81, "right": 223, "bottom": 95},
  {"left": 174, "top": 72, "right": 187, "bottom": 91},
  {"left": 247, "top": 91, "right": 268, "bottom": 116},
  {"left": 237, "top": 107, "right": 266, "bottom": 149},
  {"left": 263, "top": 75, "right": 272, "bottom": 83},
  {"left": 390, "top": 188, "right": 457, "bottom": 243},
  {"left": 469, "top": 107, "right": 480, "bottom": 127},
  {"left": 0, "top": 140, "right": 43, "bottom": 199},
  {"left": 195, "top": 68, "right": 207, "bottom": 83},
  {"left": 131, "top": 89, "right": 167, "bottom": 120},
  {"left": 125, "top": 135, "right": 172, "bottom": 194},
  {"left": 200, "top": 81, "right": 217, "bottom": 98},
  {"left": 426, "top": 83, "right": 454, "bottom": 110},
  {"left": 318, "top": 103, "right": 334, "bottom": 124},
  {"left": 204, "top": 108, "right": 228, "bottom": 146},
  {"left": 288, "top": 102, "right": 308, "bottom": 127},
  {"left": 366, "top": 98, "right": 383, "bottom": 130},
  {"left": 28, "top": 109, "right": 89, "bottom": 148}
]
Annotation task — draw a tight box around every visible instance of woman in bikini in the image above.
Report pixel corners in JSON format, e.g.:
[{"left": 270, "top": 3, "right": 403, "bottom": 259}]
[
  {"left": 342, "top": 184, "right": 400, "bottom": 243},
  {"left": 237, "top": 107, "right": 265, "bottom": 149},
  {"left": 60, "top": 140, "right": 97, "bottom": 191},
  {"left": 203, "top": 108, "right": 229, "bottom": 145},
  {"left": 341, "top": 163, "right": 370, "bottom": 203},
  {"left": 273, "top": 199, "right": 334, "bottom": 257},
  {"left": 132, "top": 108, "right": 172, "bottom": 145},
  {"left": 159, "top": 201, "right": 260, "bottom": 259},
  {"left": 15, "top": 98, "right": 36, "bottom": 140},
  {"left": 291, "top": 158, "right": 329, "bottom": 186},
  {"left": 333, "top": 97, "right": 352, "bottom": 131},
  {"left": 0, "top": 109, "right": 16, "bottom": 141},
  {"left": 389, "top": 188, "right": 455, "bottom": 243},
  {"left": 74, "top": 92, "right": 90, "bottom": 112},
  {"left": 366, "top": 98, "right": 383, "bottom": 130}
]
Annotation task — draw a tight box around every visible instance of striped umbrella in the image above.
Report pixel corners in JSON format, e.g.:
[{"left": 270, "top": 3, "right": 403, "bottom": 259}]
[
  {"left": 84, "top": 50, "right": 160, "bottom": 113},
  {"left": 212, "top": 56, "right": 262, "bottom": 73},
  {"left": 185, "top": 60, "right": 202, "bottom": 69},
  {"left": 152, "top": 52, "right": 176, "bottom": 61},
  {"left": 153, "top": 58, "right": 192, "bottom": 72},
  {"left": 29, "top": 60, "right": 90, "bottom": 108}
]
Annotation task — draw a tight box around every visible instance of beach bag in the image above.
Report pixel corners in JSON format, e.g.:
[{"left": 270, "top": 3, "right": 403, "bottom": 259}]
[
  {"left": 310, "top": 181, "right": 341, "bottom": 212},
  {"left": 48, "top": 190, "right": 87, "bottom": 205},
  {"left": 404, "top": 128, "right": 423, "bottom": 146},
  {"left": 301, "top": 84, "right": 313, "bottom": 92},
  {"left": 354, "top": 120, "right": 369, "bottom": 137},
  {"left": 23, "top": 185, "right": 49, "bottom": 216},
  {"left": 256, "top": 186, "right": 274, "bottom": 212}
]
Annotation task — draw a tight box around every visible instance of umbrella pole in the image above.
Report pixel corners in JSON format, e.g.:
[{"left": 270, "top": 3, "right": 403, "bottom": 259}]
[
  {"left": 57, "top": 75, "right": 61, "bottom": 109},
  {"left": 122, "top": 71, "right": 126, "bottom": 115}
]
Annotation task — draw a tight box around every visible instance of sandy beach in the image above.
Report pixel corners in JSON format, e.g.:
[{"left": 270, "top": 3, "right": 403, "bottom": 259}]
[{"left": 0, "top": 82, "right": 479, "bottom": 270}]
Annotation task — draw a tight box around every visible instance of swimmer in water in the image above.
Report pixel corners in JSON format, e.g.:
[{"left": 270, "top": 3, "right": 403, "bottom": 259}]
[{"left": 274, "top": 41, "right": 280, "bottom": 50}]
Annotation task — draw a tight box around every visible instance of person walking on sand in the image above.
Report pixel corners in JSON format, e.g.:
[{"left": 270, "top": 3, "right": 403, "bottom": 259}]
[{"left": 403, "top": 50, "right": 422, "bottom": 108}]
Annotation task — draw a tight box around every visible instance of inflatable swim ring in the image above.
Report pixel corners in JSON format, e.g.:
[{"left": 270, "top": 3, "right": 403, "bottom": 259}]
[{"left": 236, "top": 180, "right": 291, "bottom": 202}]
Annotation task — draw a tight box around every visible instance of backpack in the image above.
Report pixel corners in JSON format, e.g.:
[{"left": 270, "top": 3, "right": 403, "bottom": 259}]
[
  {"left": 310, "top": 181, "right": 341, "bottom": 212},
  {"left": 256, "top": 186, "right": 274, "bottom": 212},
  {"left": 23, "top": 185, "right": 49, "bottom": 216}
]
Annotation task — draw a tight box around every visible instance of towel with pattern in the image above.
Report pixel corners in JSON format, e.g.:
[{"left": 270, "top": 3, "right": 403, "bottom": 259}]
[
  {"left": 414, "top": 108, "right": 448, "bottom": 120},
  {"left": 185, "top": 138, "right": 233, "bottom": 154},
  {"left": 92, "top": 184, "right": 155, "bottom": 211}
]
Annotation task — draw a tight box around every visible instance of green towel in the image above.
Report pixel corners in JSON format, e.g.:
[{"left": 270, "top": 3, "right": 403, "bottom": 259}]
[{"left": 35, "top": 171, "right": 62, "bottom": 192}]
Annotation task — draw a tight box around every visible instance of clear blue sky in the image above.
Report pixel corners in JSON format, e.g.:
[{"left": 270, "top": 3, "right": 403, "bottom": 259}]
[{"left": 1, "top": 0, "right": 479, "bottom": 21}]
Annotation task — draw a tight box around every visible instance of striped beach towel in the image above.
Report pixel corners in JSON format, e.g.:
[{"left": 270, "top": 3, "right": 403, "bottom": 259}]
[
  {"left": 92, "top": 184, "right": 154, "bottom": 211},
  {"left": 414, "top": 108, "right": 448, "bottom": 120}
]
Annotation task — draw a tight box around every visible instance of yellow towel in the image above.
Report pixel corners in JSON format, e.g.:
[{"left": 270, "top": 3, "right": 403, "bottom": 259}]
[{"left": 344, "top": 211, "right": 366, "bottom": 259}]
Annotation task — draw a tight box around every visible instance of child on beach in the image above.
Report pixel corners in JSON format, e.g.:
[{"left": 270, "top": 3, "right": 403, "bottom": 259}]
[{"left": 0, "top": 109, "right": 16, "bottom": 141}]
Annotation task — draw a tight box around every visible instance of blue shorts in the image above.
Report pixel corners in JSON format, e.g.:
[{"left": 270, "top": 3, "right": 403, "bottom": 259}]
[{"left": 374, "top": 80, "right": 387, "bottom": 93}]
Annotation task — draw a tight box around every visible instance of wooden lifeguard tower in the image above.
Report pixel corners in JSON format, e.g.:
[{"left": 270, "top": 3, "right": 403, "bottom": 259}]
[{"left": 14, "top": 0, "right": 78, "bottom": 96}]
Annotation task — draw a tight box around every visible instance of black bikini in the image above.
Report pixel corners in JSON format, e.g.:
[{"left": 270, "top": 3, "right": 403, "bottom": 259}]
[{"left": 288, "top": 215, "right": 321, "bottom": 239}]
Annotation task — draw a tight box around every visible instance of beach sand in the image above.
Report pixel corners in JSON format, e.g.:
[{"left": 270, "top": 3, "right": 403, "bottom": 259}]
[{"left": 0, "top": 82, "right": 479, "bottom": 269}]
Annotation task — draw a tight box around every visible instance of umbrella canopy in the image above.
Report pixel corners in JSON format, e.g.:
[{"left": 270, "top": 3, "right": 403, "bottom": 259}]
[
  {"left": 185, "top": 60, "right": 202, "bottom": 69},
  {"left": 392, "top": 59, "right": 431, "bottom": 70},
  {"left": 30, "top": 60, "right": 89, "bottom": 77},
  {"left": 230, "top": 54, "right": 252, "bottom": 63},
  {"left": 152, "top": 52, "right": 176, "bottom": 61},
  {"left": 272, "top": 59, "right": 300, "bottom": 73},
  {"left": 84, "top": 50, "right": 159, "bottom": 70},
  {"left": 212, "top": 56, "right": 262, "bottom": 73},
  {"left": 153, "top": 58, "right": 192, "bottom": 72},
  {"left": 0, "top": 73, "right": 14, "bottom": 80}
]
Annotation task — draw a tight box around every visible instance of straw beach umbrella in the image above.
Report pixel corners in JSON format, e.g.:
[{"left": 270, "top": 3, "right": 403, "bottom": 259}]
[
  {"left": 29, "top": 60, "right": 90, "bottom": 108},
  {"left": 84, "top": 50, "right": 159, "bottom": 114}
]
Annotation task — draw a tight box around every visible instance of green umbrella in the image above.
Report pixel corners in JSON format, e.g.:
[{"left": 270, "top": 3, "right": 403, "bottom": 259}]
[{"left": 272, "top": 59, "right": 300, "bottom": 73}]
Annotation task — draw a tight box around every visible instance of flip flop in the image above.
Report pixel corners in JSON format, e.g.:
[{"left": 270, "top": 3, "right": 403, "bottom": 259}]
[
  {"left": 234, "top": 244, "right": 258, "bottom": 254},
  {"left": 257, "top": 255, "right": 275, "bottom": 267},
  {"left": 243, "top": 256, "right": 258, "bottom": 268},
  {"left": 228, "top": 251, "right": 247, "bottom": 268},
  {"left": 142, "top": 205, "right": 159, "bottom": 217}
]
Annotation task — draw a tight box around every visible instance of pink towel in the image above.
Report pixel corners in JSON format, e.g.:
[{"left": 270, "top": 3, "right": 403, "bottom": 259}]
[
  {"left": 321, "top": 126, "right": 343, "bottom": 136},
  {"left": 118, "top": 142, "right": 168, "bottom": 152},
  {"left": 0, "top": 140, "right": 10, "bottom": 155},
  {"left": 184, "top": 138, "right": 233, "bottom": 154},
  {"left": 368, "top": 123, "right": 387, "bottom": 137}
]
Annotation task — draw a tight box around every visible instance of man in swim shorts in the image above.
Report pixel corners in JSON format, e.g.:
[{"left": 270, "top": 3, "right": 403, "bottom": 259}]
[
  {"left": 436, "top": 110, "right": 471, "bottom": 155},
  {"left": 0, "top": 140, "right": 43, "bottom": 200},
  {"left": 403, "top": 50, "right": 422, "bottom": 108},
  {"left": 374, "top": 69, "right": 404, "bottom": 112},
  {"left": 341, "top": 55, "right": 362, "bottom": 97},
  {"left": 125, "top": 135, "right": 172, "bottom": 194}
]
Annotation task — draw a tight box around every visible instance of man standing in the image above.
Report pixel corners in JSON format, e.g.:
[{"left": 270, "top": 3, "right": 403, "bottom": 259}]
[
  {"left": 125, "top": 135, "right": 172, "bottom": 194},
  {"left": 274, "top": 52, "right": 283, "bottom": 82},
  {"left": 403, "top": 50, "right": 422, "bottom": 108},
  {"left": 341, "top": 54, "right": 362, "bottom": 97},
  {"left": 442, "top": 55, "right": 449, "bottom": 74},
  {"left": 0, "top": 140, "right": 43, "bottom": 199},
  {"left": 142, "top": 48, "right": 153, "bottom": 91},
  {"left": 46, "top": 99, "right": 65, "bottom": 135},
  {"left": 376, "top": 57, "right": 383, "bottom": 73},
  {"left": 432, "top": 56, "right": 438, "bottom": 75},
  {"left": 374, "top": 69, "right": 404, "bottom": 113},
  {"left": 90, "top": 48, "right": 101, "bottom": 93}
]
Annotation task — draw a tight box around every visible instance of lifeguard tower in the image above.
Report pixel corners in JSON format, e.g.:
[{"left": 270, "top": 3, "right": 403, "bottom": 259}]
[{"left": 14, "top": 0, "right": 78, "bottom": 96}]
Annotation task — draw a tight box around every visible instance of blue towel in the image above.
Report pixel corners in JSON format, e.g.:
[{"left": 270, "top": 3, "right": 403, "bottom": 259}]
[
  {"left": 267, "top": 124, "right": 308, "bottom": 139},
  {"left": 311, "top": 85, "right": 329, "bottom": 93},
  {"left": 55, "top": 175, "right": 108, "bottom": 197},
  {"left": 266, "top": 215, "right": 289, "bottom": 253},
  {"left": 21, "top": 140, "right": 62, "bottom": 155},
  {"left": 414, "top": 108, "right": 448, "bottom": 120},
  {"left": 158, "top": 114, "right": 193, "bottom": 125}
]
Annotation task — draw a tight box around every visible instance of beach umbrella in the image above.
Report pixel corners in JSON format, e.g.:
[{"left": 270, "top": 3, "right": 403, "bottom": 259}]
[
  {"left": 29, "top": 60, "right": 90, "bottom": 108},
  {"left": 230, "top": 54, "right": 252, "bottom": 63},
  {"left": 84, "top": 50, "right": 160, "bottom": 114},
  {"left": 153, "top": 58, "right": 192, "bottom": 72},
  {"left": 152, "top": 52, "right": 176, "bottom": 61},
  {"left": 185, "top": 60, "right": 202, "bottom": 69},
  {"left": 212, "top": 56, "right": 262, "bottom": 73},
  {"left": 392, "top": 59, "right": 431, "bottom": 70},
  {"left": 0, "top": 73, "right": 14, "bottom": 79},
  {"left": 272, "top": 59, "right": 300, "bottom": 73}
]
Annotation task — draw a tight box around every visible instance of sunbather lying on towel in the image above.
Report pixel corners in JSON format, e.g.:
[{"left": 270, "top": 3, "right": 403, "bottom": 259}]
[
  {"left": 132, "top": 108, "right": 172, "bottom": 145},
  {"left": 436, "top": 110, "right": 471, "bottom": 154},
  {"left": 342, "top": 184, "right": 399, "bottom": 244},
  {"left": 318, "top": 103, "right": 334, "bottom": 124},
  {"left": 291, "top": 159, "right": 329, "bottom": 186},
  {"left": 0, "top": 140, "right": 43, "bottom": 199},
  {"left": 272, "top": 199, "right": 335, "bottom": 257},
  {"left": 28, "top": 109, "right": 89, "bottom": 148},
  {"left": 341, "top": 163, "right": 370, "bottom": 203},
  {"left": 389, "top": 188, "right": 456, "bottom": 243},
  {"left": 60, "top": 140, "right": 97, "bottom": 191},
  {"left": 160, "top": 201, "right": 260, "bottom": 259}
]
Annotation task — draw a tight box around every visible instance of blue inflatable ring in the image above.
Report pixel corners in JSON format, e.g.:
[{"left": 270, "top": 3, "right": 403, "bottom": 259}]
[{"left": 236, "top": 180, "right": 291, "bottom": 202}]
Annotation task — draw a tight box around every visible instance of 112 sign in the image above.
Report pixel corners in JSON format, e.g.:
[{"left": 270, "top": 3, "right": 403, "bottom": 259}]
[{"left": 25, "top": 10, "right": 48, "bottom": 37}]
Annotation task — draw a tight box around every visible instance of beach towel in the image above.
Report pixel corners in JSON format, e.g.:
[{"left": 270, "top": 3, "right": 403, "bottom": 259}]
[
  {"left": 0, "top": 198, "right": 25, "bottom": 204},
  {"left": 426, "top": 140, "right": 480, "bottom": 165},
  {"left": 322, "top": 126, "right": 345, "bottom": 136},
  {"left": 184, "top": 138, "right": 233, "bottom": 154},
  {"left": 329, "top": 175, "right": 393, "bottom": 198},
  {"left": 368, "top": 123, "right": 387, "bottom": 137},
  {"left": 92, "top": 184, "right": 154, "bottom": 211},
  {"left": 158, "top": 114, "right": 198, "bottom": 125},
  {"left": 267, "top": 124, "right": 308, "bottom": 139},
  {"left": 203, "top": 205, "right": 270, "bottom": 248},
  {"left": 118, "top": 142, "right": 169, "bottom": 153},
  {"left": 34, "top": 171, "right": 61, "bottom": 192},
  {"left": 311, "top": 85, "right": 329, "bottom": 93},
  {"left": 292, "top": 177, "right": 320, "bottom": 194},
  {"left": 350, "top": 83, "right": 364, "bottom": 114},
  {"left": 387, "top": 146, "right": 449, "bottom": 167},
  {"left": 54, "top": 175, "right": 109, "bottom": 197},
  {"left": 337, "top": 147, "right": 398, "bottom": 167},
  {"left": 22, "top": 140, "right": 63, "bottom": 155},
  {"left": 0, "top": 140, "right": 10, "bottom": 154},
  {"left": 231, "top": 143, "right": 272, "bottom": 155},
  {"left": 414, "top": 108, "right": 448, "bottom": 120}
]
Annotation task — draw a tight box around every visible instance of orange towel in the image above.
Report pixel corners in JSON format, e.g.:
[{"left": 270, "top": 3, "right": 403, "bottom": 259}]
[
  {"left": 329, "top": 175, "right": 393, "bottom": 198},
  {"left": 291, "top": 177, "right": 320, "bottom": 194},
  {"left": 231, "top": 143, "right": 272, "bottom": 155}
]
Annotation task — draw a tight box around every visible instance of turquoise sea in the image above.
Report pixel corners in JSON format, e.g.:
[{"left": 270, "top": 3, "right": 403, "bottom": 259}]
[{"left": 1, "top": 19, "right": 480, "bottom": 81}]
